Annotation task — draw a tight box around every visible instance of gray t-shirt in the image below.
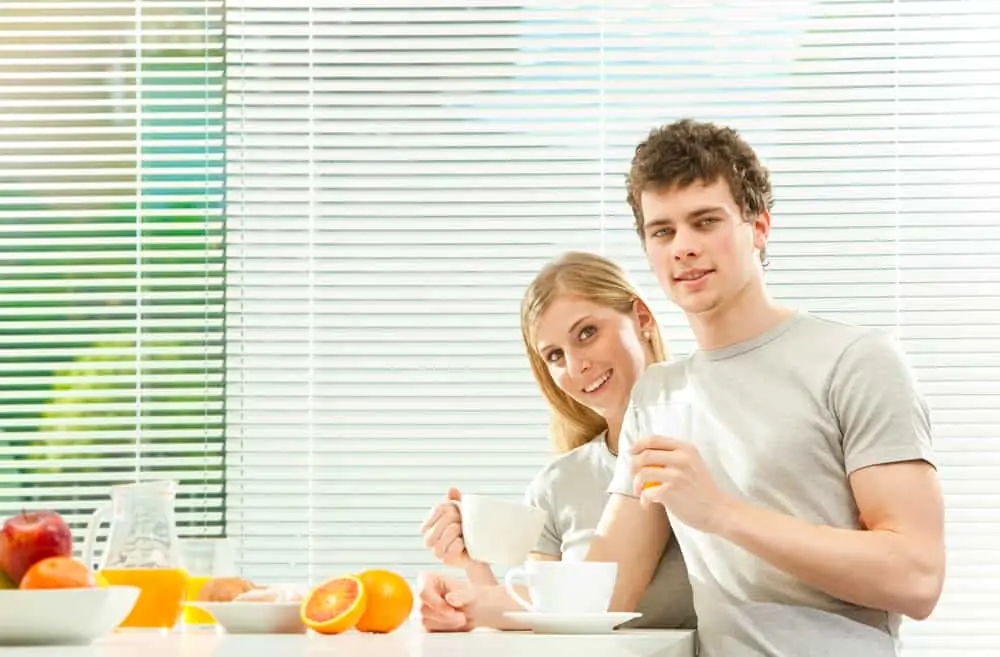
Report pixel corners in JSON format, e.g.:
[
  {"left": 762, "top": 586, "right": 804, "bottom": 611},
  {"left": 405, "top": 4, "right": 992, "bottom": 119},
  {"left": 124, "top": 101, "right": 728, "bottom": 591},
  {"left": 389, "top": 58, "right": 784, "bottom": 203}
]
[
  {"left": 524, "top": 434, "right": 696, "bottom": 630},
  {"left": 609, "top": 312, "right": 935, "bottom": 657}
]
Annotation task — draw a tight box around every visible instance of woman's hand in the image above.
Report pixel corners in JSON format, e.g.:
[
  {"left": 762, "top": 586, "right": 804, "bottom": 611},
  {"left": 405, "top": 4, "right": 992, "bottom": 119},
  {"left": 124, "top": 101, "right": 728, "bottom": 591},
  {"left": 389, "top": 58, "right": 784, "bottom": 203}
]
[{"left": 421, "top": 488, "right": 474, "bottom": 568}]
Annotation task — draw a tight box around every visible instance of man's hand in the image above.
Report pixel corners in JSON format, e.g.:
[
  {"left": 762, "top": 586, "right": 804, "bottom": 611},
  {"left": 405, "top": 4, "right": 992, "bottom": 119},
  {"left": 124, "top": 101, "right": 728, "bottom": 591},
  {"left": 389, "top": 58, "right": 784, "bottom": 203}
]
[{"left": 630, "top": 435, "right": 734, "bottom": 533}]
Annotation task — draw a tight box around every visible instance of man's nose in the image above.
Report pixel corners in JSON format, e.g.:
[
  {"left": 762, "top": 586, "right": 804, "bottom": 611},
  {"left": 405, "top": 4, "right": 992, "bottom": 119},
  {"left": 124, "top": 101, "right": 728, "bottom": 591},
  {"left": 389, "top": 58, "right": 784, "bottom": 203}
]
[{"left": 672, "top": 225, "right": 701, "bottom": 260}]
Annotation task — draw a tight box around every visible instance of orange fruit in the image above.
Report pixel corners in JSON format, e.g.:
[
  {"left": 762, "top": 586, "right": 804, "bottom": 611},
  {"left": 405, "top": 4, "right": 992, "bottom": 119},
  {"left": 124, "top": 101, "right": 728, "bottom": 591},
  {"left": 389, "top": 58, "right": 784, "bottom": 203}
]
[
  {"left": 355, "top": 569, "right": 413, "bottom": 634},
  {"left": 19, "top": 557, "right": 96, "bottom": 590},
  {"left": 300, "top": 574, "right": 367, "bottom": 635}
]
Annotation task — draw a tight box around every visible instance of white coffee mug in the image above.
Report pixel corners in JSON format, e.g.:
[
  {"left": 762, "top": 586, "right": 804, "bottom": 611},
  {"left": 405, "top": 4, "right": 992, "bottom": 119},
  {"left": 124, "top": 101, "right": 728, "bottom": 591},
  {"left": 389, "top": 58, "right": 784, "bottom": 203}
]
[
  {"left": 504, "top": 561, "right": 617, "bottom": 614},
  {"left": 452, "top": 494, "right": 546, "bottom": 566}
]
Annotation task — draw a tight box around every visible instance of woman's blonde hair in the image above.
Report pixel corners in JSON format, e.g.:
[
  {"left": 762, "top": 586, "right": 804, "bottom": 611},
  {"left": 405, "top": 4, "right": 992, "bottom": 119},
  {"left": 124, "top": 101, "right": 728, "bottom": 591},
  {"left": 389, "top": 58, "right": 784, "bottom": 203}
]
[{"left": 520, "top": 251, "right": 668, "bottom": 454}]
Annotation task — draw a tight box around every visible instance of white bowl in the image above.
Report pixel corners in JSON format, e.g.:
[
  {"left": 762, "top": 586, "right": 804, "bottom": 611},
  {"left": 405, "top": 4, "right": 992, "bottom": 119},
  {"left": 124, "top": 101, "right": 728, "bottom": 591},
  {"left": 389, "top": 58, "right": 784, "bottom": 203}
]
[
  {"left": 184, "top": 601, "right": 306, "bottom": 634},
  {"left": 0, "top": 586, "right": 140, "bottom": 646}
]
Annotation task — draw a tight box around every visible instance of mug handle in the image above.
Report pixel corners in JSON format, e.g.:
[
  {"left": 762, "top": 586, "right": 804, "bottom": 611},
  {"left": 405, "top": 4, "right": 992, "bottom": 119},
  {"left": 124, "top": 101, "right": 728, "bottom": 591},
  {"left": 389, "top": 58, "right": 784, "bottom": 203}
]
[
  {"left": 82, "top": 503, "right": 111, "bottom": 570},
  {"left": 503, "top": 565, "right": 533, "bottom": 611}
]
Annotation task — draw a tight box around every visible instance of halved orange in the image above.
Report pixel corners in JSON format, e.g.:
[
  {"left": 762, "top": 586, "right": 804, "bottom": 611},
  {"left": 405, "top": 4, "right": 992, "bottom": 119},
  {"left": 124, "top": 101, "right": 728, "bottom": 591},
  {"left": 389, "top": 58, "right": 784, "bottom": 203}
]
[{"left": 301, "top": 574, "right": 367, "bottom": 635}]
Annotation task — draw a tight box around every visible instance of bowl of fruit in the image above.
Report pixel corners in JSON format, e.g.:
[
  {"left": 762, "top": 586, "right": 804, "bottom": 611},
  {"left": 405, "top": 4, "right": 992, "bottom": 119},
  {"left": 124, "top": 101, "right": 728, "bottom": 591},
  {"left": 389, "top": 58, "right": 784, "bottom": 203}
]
[
  {"left": 0, "top": 511, "right": 140, "bottom": 646},
  {"left": 185, "top": 578, "right": 310, "bottom": 634}
]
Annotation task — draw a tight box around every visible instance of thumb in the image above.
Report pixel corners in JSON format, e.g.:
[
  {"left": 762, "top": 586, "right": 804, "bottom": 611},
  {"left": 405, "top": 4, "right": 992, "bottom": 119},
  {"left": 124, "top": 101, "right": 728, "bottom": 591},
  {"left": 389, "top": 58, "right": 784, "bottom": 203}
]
[
  {"left": 447, "top": 487, "right": 462, "bottom": 502},
  {"left": 444, "top": 587, "right": 476, "bottom": 608}
]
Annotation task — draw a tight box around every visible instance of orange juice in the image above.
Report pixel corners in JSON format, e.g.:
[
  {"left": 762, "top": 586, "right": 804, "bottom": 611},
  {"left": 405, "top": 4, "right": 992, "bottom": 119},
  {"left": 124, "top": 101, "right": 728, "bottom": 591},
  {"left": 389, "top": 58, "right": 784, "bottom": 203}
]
[
  {"left": 100, "top": 568, "right": 188, "bottom": 628},
  {"left": 182, "top": 575, "right": 216, "bottom": 626}
]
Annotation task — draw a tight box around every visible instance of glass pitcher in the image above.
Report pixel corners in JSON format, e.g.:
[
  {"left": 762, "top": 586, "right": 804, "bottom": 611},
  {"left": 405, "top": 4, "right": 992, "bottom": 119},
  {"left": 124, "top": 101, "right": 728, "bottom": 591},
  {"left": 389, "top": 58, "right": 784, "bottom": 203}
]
[{"left": 83, "top": 480, "right": 188, "bottom": 629}]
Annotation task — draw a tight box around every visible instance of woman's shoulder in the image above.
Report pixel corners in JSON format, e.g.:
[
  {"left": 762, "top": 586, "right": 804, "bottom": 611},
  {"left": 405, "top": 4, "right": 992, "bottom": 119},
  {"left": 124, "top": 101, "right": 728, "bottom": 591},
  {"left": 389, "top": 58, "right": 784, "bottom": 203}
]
[{"left": 526, "top": 435, "right": 612, "bottom": 501}]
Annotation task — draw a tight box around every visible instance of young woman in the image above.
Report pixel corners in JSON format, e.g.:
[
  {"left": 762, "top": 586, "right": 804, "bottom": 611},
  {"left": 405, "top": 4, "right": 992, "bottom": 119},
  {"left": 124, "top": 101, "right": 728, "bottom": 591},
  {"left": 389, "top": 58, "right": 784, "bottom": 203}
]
[{"left": 419, "top": 250, "right": 695, "bottom": 631}]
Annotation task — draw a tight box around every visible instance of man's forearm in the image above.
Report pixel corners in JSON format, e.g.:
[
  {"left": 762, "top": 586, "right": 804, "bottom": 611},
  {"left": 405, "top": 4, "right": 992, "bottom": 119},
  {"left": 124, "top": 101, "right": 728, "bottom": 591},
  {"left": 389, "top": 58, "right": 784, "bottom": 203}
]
[{"left": 715, "top": 498, "right": 943, "bottom": 619}]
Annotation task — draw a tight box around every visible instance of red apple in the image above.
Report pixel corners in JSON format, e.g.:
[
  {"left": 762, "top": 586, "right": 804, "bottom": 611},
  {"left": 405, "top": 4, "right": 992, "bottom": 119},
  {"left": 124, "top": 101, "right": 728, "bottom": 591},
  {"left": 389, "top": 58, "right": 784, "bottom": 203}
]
[{"left": 0, "top": 511, "right": 73, "bottom": 585}]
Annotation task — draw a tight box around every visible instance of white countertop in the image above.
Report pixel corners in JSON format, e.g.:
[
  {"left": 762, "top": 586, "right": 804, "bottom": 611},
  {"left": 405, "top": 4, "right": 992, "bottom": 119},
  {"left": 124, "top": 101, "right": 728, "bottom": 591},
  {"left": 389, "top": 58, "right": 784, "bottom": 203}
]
[{"left": 1, "top": 627, "right": 697, "bottom": 657}]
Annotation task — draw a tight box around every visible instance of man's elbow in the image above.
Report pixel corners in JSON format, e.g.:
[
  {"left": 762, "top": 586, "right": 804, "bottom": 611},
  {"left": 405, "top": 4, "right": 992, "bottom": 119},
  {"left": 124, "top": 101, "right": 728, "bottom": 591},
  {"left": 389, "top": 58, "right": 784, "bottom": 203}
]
[{"left": 898, "top": 557, "right": 945, "bottom": 620}]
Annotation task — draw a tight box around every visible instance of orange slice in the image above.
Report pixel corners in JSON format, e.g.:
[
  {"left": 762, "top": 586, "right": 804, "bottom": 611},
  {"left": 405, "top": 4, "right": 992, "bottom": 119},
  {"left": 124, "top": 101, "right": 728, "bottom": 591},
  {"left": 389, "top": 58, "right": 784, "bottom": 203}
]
[{"left": 301, "top": 575, "right": 367, "bottom": 635}]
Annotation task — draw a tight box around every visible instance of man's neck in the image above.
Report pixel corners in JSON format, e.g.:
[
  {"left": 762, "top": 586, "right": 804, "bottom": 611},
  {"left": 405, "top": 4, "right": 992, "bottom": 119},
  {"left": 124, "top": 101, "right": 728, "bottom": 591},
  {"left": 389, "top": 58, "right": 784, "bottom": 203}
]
[{"left": 687, "top": 280, "right": 794, "bottom": 351}]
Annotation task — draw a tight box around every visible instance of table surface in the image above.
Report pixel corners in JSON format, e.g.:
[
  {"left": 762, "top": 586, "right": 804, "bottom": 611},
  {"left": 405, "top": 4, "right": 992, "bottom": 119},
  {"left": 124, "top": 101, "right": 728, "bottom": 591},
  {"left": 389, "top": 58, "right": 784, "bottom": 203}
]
[{"left": 1, "top": 627, "right": 697, "bottom": 657}]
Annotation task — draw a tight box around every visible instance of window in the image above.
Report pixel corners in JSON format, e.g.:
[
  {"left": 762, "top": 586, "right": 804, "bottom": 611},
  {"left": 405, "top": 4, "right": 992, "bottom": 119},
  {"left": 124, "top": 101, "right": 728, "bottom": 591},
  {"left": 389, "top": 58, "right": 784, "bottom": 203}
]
[
  {"left": 225, "top": 3, "right": 1000, "bottom": 653},
  {"left": 0, "top": 1, "right": 226, "bottom": 547}
]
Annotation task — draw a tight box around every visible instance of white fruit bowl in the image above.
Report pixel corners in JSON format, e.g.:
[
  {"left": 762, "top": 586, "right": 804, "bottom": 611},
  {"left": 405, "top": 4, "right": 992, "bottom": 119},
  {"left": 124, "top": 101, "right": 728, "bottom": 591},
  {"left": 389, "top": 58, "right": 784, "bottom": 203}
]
[
  {"left": 0, "top": 586, "right": 140, "bottom": 646},
  {"left": 184, "top": 600, "right": 306, "bottom": 634}
]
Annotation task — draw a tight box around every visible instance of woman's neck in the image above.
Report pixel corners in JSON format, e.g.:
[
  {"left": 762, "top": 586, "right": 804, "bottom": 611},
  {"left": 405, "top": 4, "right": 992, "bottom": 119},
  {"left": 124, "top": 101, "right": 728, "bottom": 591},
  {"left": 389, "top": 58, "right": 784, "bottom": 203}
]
[{"left": 604, "top": 417, "right": 621, "bottom": 456}]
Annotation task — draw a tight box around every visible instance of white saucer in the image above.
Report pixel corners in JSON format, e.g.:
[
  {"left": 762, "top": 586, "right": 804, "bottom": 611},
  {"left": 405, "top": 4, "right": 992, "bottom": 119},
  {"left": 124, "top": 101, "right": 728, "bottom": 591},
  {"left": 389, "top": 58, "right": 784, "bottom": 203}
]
[{"left": 503, "top": 611, "right": 642, "bottom": 634}]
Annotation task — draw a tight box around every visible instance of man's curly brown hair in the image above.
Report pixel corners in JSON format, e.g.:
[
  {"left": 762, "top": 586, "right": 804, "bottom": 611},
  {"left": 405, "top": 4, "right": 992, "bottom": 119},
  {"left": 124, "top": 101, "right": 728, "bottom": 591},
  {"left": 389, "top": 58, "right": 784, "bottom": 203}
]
[{"left": 626, "top": 119, "right": 774, "bottom": 263}]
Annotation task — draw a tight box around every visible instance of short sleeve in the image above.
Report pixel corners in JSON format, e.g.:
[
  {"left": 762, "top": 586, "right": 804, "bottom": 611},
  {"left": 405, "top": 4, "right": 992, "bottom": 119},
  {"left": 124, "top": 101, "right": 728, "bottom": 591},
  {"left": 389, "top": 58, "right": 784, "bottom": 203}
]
[
  {"left": 523, "top": 472, "right": 562, "bottom": 556},
  {"left": 608, "top": 400, "right": 640, "bottom": 498},
  {"left": 828, "top": 330, "right": 936, "bottom": 475}
]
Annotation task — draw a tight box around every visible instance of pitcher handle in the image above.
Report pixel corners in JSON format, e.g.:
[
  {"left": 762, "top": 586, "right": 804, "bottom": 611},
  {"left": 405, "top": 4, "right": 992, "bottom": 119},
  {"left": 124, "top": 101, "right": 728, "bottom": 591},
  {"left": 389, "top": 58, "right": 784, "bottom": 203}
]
[
  {"left": 83, "top": 503, "right": 111, "bottom": 570},
  {"left": 502, "top": 565, "right": 534, "bottom": 611}
]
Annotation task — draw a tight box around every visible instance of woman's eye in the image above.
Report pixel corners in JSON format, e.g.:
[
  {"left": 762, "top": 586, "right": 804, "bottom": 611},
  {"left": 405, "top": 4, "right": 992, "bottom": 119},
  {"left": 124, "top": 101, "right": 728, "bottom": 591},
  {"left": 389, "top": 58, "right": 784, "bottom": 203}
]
[
  {"left": 579, "top": 326, "right": 596, "bottom": 340},
  {"left": 546, "top": 349, "right": 563, "bottom": 363}
]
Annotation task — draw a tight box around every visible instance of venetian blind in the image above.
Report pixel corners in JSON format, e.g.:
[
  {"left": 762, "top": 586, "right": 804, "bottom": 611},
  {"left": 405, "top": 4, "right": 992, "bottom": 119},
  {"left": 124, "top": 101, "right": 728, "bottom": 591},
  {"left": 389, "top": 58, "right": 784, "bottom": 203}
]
[
  {"left": 224, "top": 2, "right": 1000, "bottom": 653},
  {"left": 0, "top": 0, "right": 226, "bottom": 550}
]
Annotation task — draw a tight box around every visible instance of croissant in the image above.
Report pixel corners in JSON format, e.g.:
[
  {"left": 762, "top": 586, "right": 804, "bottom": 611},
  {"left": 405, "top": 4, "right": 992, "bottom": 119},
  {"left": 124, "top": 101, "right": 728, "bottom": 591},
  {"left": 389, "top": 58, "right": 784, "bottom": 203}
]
[{"left": 196, "top": 576, "right": 257, "bottom": 602}]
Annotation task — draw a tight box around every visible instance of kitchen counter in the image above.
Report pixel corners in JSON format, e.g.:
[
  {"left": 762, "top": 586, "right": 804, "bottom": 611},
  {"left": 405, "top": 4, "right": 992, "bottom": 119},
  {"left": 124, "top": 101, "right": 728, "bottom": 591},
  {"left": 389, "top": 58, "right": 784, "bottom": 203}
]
[{"left": 2, "top": 627, "right": 697, "bottom": 657}]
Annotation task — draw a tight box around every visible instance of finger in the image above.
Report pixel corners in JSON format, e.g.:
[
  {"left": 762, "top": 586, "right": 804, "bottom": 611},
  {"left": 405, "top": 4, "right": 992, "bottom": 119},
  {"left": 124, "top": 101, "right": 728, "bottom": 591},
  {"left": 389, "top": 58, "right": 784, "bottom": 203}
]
[
  {"left": 423, "top": 508, "right": 460, "bottom": 549},
  {"left": 444, "top": 588, "right": 477, "bottom": 608},
  {"left": 632, "top": 466, "right": 668, "bottom": 497},
  {"left": 419, "top": 603, "right": 467, "bottom": 631},
  {"left": 634, "top": 447, "right": 693, "bottom": 473},
  {"left": 416, "top": 574, "right": 451, "bottom": 610},
  {"left": 423, "top": 615, "right": 469, "bottom": 633},
  {"left": 639, "top": 484, "right": 667, "bottom": 510},
  {"left": 431, "top": 523, "right": 464, "bottom": 561},
  {"left": 420, "top": 500, "right": 458, "bottom": 534},
  {"left": 630, "top": 448, "right": 674, "bottom": 471},
  {"left": 441, "top": 534, "right": 466, "bottom": 564},
  {"left": 630, "top": 435, "right": 685, "bottom": 455},
  {"left": 447, "top": 487, "right": 462, "bottom": 502}
]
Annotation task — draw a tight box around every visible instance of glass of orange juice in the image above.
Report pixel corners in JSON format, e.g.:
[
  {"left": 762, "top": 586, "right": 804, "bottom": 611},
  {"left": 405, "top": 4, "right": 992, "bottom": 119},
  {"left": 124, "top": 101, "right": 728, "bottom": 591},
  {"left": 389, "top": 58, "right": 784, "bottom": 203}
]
[
  {"left": 99, "top": 567, "right": 189, "bottom": 629},
  {"left": 178, "top": 537, "right": 237, "bottom": 631}
]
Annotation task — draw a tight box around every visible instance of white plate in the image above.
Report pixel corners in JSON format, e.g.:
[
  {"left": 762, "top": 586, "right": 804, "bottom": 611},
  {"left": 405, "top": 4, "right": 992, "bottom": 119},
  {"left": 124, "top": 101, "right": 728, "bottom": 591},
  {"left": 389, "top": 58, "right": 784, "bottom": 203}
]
[
  {"left": 184, "top": 601, "right": 306, "bottom": 634},
  {"left": 0, "top": 586, "right": 140, "bottom": 646},
  {"left": 504, "top": 611, "right": 642, "bottom": 634}
]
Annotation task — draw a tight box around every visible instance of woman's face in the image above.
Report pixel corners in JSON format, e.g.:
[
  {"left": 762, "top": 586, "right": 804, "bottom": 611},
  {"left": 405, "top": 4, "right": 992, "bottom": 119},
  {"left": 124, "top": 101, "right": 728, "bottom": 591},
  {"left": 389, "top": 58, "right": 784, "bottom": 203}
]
[{"left": 534, "top": 294, "right": 653, "bottom": 423}]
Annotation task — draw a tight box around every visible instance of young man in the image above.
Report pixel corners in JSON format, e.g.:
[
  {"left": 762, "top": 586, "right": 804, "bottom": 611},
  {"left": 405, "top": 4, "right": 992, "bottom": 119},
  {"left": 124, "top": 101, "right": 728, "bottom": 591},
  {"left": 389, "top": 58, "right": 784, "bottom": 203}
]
[{"left": 418, "top": 119, "right": 945, "bottom": 656}]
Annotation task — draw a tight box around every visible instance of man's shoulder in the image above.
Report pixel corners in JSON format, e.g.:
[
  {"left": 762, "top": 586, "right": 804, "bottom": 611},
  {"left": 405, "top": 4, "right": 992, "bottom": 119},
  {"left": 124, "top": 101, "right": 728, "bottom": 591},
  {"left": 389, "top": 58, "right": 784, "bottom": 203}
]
[{"left": 792, "top": 313, "right": 901, "bottom": 369}]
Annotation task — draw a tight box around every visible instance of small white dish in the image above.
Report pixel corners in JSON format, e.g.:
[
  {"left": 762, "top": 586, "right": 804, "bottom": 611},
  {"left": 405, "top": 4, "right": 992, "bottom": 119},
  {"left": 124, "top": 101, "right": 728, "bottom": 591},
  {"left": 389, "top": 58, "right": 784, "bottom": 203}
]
[
  {"left": 184, "top": 601, "right": 306, "bottom": 634},
  {"left": 504, "top": 611, "right": 642, "bottom": 634},
  {"left": 0, "top": 586, "right": 140, "bottom": 646}
]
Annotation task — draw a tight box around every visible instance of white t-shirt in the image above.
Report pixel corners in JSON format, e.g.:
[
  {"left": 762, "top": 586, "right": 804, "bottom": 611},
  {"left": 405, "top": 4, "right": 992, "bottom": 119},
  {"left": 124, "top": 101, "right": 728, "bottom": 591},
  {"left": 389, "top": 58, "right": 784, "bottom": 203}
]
[{"left": 609, "top": 312, "right": 936, "bottom": 657}]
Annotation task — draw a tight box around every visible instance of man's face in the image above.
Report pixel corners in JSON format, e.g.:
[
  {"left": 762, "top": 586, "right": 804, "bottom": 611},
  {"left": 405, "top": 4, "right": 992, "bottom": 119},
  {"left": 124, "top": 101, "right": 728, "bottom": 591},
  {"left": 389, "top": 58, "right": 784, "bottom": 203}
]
[{"left": 639, "top": 178, "right": 769, "bottom": 317}]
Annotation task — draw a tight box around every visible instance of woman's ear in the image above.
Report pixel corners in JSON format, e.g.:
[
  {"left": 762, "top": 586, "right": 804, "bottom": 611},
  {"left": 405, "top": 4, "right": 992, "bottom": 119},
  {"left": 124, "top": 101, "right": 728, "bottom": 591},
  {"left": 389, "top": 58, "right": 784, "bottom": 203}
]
[{"left": 632, "top": 297, "right": 654, "bottom": 333}]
